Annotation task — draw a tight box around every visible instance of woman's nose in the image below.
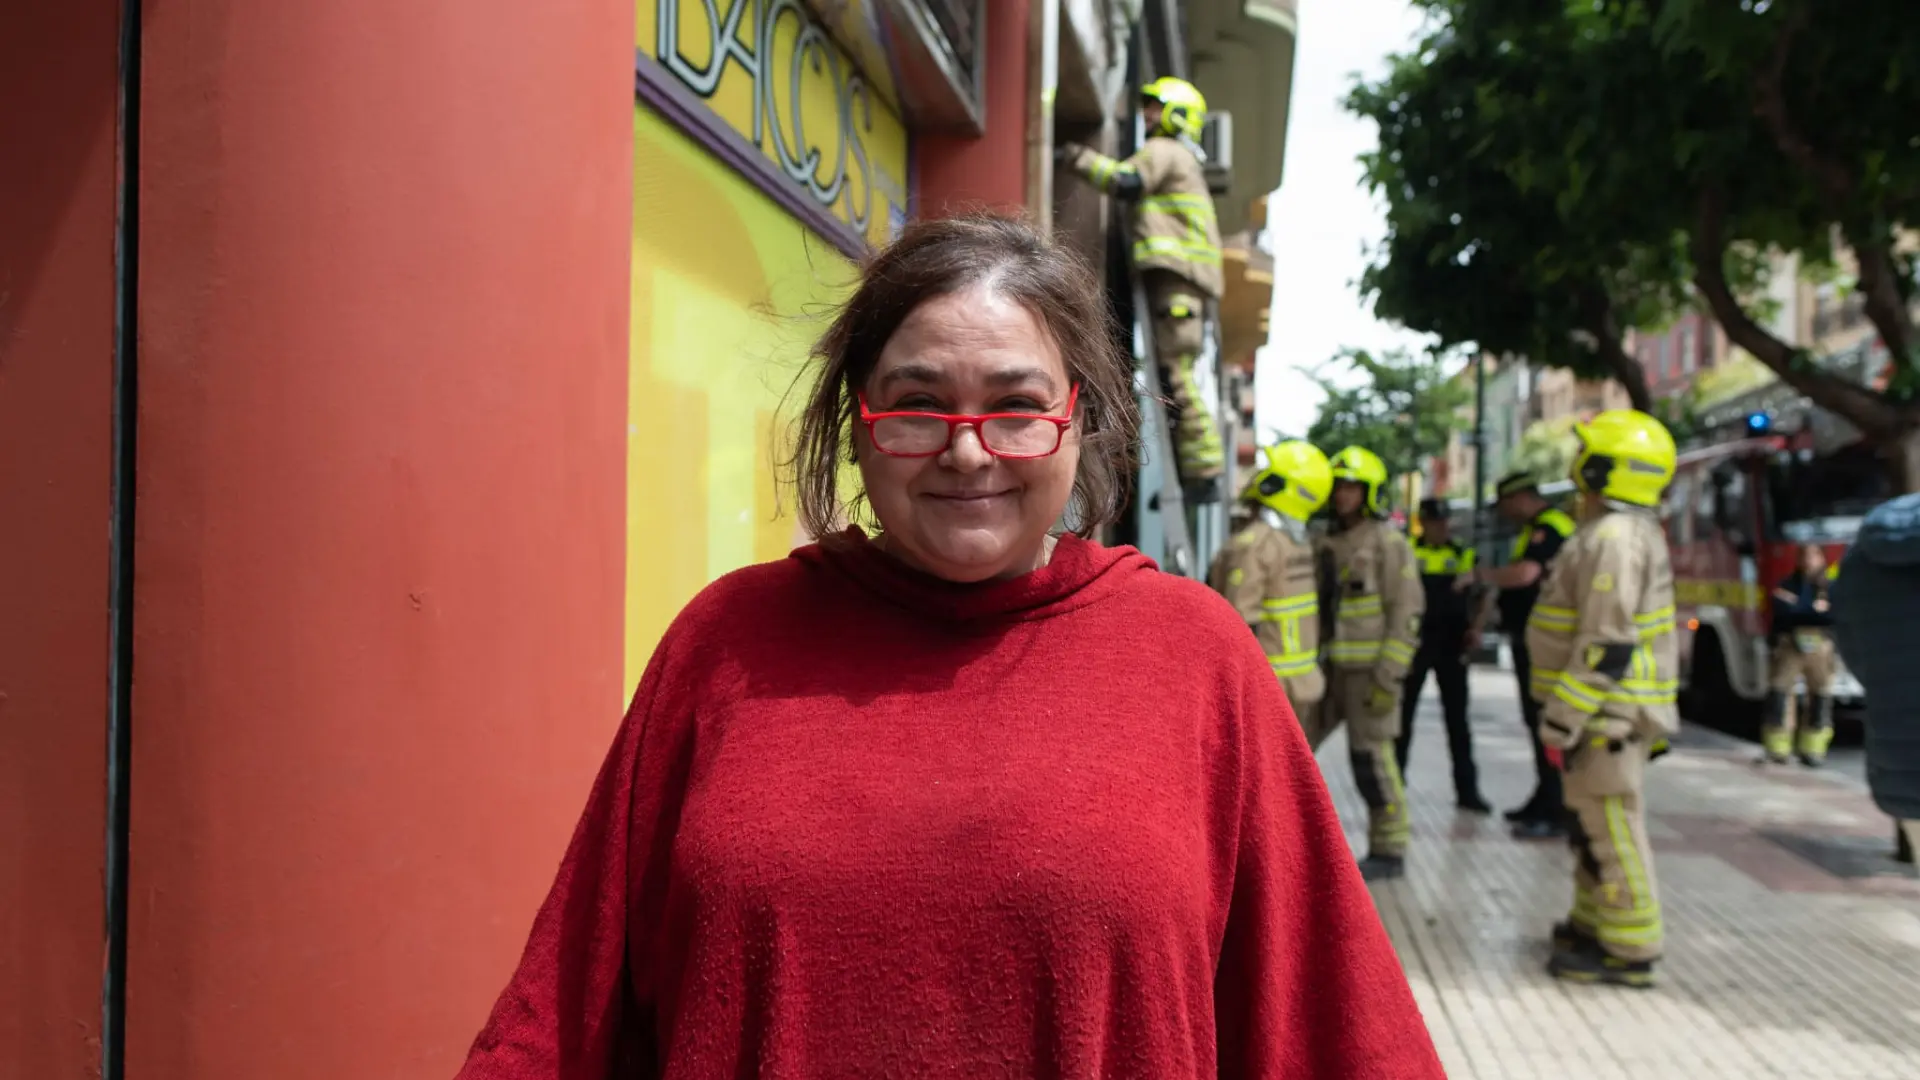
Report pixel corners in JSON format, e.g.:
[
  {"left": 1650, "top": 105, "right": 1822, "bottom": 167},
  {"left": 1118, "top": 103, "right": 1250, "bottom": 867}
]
[{"left": 940, "top": 424, "right": 993, "bottom": 471}]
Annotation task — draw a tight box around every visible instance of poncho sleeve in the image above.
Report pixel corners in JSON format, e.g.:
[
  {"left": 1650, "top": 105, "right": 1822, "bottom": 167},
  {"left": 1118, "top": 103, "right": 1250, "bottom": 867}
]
[
  {"left": 452, "top": 626, "right": 690, "bottom": 1080},
  {"left": 1211, "top": 637, "right": 1447, "bottom": 1078}
]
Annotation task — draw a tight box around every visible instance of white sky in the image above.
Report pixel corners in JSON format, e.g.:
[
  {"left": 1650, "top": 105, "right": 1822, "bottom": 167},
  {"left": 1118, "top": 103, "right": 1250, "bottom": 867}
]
[{"left": 1255, "top": 1, "right": 1438, "bottom": 441}]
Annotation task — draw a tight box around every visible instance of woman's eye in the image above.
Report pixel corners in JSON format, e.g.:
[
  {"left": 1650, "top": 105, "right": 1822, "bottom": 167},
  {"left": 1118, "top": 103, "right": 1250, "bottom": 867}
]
[{"left": 995, "top": 398, "right": 1046, "bottom": 413}]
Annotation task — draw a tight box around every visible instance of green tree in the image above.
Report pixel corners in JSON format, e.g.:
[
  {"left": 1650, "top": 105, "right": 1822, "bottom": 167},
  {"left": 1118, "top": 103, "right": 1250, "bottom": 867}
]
[
  {"left": 1305, "top": 348, "right": 1470, "bottom": 502},
  {"left": 1347, "top": 10, "right": 1670, "bottom": 411},
  {"left": 1353, "top": 0, "right": 1920, "bottom": 489},
  {"left": 1507, "top": 416, "right": 1582, "bottom": 491}
]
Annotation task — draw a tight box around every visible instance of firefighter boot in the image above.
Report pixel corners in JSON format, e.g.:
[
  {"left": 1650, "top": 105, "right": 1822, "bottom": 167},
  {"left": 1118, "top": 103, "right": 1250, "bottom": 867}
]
[
  {"left": 1759, "top": 692, "right": 1792, "bottom": 765},
  {"left": 1798, "top": 695, "right": 1836, "bottom": 767},
  {"left": 1547, "top": 938, "right": 1657, "bottom": 989},
  {"left": 1551, "top": 919, "right": 1599, "bottom": 955},
  {"left": 1358, "top": 855, "right": 1406, "bottom": 882}
]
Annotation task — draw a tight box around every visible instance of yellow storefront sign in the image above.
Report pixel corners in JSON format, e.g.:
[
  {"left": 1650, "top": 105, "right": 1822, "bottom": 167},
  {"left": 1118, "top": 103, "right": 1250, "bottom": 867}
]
[{"left": 638, "top": 0, "right": 912, "bottom": 249}]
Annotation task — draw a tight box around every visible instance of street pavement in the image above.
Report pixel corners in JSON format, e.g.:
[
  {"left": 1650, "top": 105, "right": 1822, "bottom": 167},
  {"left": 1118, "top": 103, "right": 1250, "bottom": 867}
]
[{"left": 1319, "top": 666, "right": 1920, "bottom": 1080}]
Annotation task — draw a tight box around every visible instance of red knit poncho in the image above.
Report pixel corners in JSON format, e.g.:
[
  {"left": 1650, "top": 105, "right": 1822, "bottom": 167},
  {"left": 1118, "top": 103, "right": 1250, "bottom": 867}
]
[{"left": 456, "top": 531, "right": 1443, "bottom": 1078}]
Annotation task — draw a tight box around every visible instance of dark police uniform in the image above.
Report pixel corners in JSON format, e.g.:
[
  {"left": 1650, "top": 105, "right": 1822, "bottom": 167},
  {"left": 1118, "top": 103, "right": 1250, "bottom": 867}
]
[
  {"left": 1503, "top": 505, "right": 1577, "bottom": 825},
  {"left": 1395, "top": 535, "right": 1483, "bottom": 803}
]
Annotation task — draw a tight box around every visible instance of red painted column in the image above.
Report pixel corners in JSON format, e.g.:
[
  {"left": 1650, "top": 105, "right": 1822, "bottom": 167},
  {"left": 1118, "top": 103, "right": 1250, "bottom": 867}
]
[
  {"left": 914, "top": 0, "right": 1035, "bottom": 216},
  {"left": 130, "top": 2, "right": 631, "bottom": 1076},
  {"left": 0, "top": 7, "right": 120, "bottom": 1078}
]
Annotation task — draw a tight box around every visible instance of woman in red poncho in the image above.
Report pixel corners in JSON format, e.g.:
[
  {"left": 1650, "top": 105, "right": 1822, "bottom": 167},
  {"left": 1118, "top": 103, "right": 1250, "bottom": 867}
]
[{"left": 455, "top": 213, "right": 1443, "bottom": 1079}]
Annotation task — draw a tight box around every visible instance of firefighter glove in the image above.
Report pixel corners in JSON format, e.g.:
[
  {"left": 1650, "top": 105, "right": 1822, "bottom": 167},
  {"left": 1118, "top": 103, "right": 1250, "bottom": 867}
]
[{"left": 1366, "top": 683, "right": 1397, "bottom": 716}]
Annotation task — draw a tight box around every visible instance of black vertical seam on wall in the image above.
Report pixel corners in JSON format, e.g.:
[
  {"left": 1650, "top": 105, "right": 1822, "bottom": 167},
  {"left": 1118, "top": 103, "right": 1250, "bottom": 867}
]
[{"left": 104, "top": 0, "right": 141, "bottom": 1076}]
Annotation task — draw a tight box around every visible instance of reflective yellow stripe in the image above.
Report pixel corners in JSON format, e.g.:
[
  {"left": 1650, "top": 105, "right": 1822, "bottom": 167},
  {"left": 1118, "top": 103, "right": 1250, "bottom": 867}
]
[
  {"left": 1269, "top": 652, "right": 1319, "bottom": 678},
  {"left": 1531, "top": 668, "right": 1561, "bottom": 699},
  {"left": 1382, "top": 639, "right": 1416, "bottom": 665},
  {"left": 1340, "top": 595, "right": 1384, "bottom": 615},
  {"left": 1604, "top": 795, "right": 1659, "bottom": 921},
  {"left": 1554, "top": 674, "right": 1605, "bottom": 715},
  {"left": 1328, "top": 641, "right": 1383, "bottom": 663},
  {"left": 1261, "top": 593, "right": 1318, "bottom": 616},
  {"left": 1133, "top": 235, "right": 1223, "bottom": 265}
]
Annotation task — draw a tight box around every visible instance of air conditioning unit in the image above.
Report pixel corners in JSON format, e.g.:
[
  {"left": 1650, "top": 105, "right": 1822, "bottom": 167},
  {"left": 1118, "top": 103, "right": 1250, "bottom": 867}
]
[{"left": 1200, "top": 111, "right": 1233, "bottom": 195}]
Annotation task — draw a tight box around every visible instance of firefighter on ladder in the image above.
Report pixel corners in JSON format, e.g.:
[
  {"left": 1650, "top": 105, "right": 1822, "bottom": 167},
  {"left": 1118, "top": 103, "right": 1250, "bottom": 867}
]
[
  {"left": 1763, "top": 543, "right": 1840, "bottom": 766},
  {"left": 1526, "top": 410, "right": 1679, "bottom": 988},
  {"left": 1057, "top": 77, "right": 1225, "bottom": 488},
  {"left": 1207, "top": 441, "right": 1333, "bottom": 743},
  {"left": 1319, "top": 446, "right": 1425, "bottom": 881}
]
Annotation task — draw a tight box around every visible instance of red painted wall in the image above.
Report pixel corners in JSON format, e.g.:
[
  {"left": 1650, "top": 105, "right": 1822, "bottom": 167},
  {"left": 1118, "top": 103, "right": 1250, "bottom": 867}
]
[
  {"left": 130, "top": 2, "right": 632, "bottom": 1076},
  {"left": 914, "top": 0, "right": 1034, "bottom": 216},
  {"left": 0, "top": 6, "right": 119, "bottom": 1078}
]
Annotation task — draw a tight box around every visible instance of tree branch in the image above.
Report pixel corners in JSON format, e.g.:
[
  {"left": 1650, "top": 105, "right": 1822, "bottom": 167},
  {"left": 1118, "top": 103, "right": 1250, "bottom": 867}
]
[
  {"left": 1691, "top": 188, "right": 1900, "bottom": 437},
  {"left": 1752, "top": 7, "right": 1853, "bottom": 206},
  {"left": 1577, "top": 286, "right": 1653, "bottom": 411}
]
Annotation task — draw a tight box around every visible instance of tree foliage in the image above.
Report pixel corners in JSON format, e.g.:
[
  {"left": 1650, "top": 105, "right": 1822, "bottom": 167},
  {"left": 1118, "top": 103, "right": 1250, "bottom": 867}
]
[
  {"left": 1349, "top": 0, "right": 1920, "bottom": 489},
  {"left": 1305, "top": 348, "right": 1470, "bottom": 500}
]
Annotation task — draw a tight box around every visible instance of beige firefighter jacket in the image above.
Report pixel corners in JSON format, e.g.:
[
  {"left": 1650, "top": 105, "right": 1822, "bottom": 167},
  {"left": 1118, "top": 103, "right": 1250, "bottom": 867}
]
[
  {"left": 1319, "top": 516, "right": 1424, "bottom": 691},
  {"left": 1525, "top": 506, "right": 1680, "bottom": 749},
  {"left": 1066, "top": 137, "right": 1224, "bottom": 299},
  {"left": 1208, "top": 512, "right": 1324, "bottom": 708}
]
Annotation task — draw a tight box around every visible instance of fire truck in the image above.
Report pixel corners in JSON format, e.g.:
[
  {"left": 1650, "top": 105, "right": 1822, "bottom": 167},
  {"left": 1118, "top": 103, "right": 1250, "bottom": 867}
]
[{"left": 1667, "top": 382, "right": 1888, "bottom": 735}]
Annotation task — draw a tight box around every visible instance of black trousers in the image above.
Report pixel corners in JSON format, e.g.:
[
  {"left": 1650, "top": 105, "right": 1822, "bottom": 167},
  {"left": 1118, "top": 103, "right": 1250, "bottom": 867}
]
[
  {"left": 1395, "top": 639, "right": 1479, "bottom": 799},
  {"left": 1509, "top": 637, "right": 1565, "bottom": 818}
]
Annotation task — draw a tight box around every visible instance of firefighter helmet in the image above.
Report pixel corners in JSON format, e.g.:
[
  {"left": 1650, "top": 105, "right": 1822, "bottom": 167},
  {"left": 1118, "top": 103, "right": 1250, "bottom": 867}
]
[
  {"left": 1329, "top": 445, "right": 1390, "bottom": 515},
  {"left": 1572, "top": 409, "right": 1676, "bottom": 507},
  {"left": 1140, "top": 77, "right": 1207, "bottom": 141},
  {"left": 1243, "top": 441, "right": 1332, "bottom": 522}
]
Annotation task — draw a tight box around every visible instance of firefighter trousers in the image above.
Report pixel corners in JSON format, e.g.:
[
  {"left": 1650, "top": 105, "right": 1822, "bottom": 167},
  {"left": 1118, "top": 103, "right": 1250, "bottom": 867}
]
[
  {"left": 1395, "top": 641, "right": 1479, "bottom": 802},
  {"left": 1564, "top": 731, "right": 1662, "bottom": 962},
  {"left": 1764, "top": 635, "right": 1837, "bottom": 761},
  {"left": 1143, "top": 269, "right": 1223, "bottom": 484},
  {"left": 1320, "top": 668, "right": 1411, "bottom": 859},
  {"left": 1512, "top": 637, "right": 1566, "bottom": 821}
]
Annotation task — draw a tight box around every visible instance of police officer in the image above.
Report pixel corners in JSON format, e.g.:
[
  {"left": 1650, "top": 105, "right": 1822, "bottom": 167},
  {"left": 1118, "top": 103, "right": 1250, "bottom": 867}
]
[
  {"left": 1319, "top": 446, "right": 1425, "bottom": 881},
  {"left": 1469, "top": 472, "right": 1578, "bottom": 839},
  {"left": 1525, "top": 410, "right": 1679, "bottom": 988},
  {"left": 1396, "top": 499, "right": 1492, "bottom": 813},
  {"left": 1057, "top": 77, "right": 1224, "bottom": 486},
  {"left": 1208, "top": 442, "right": 1332, "bottom": 735},
  {"left": 1764, "top": 543, "right": 1840, "bottom": 766}
]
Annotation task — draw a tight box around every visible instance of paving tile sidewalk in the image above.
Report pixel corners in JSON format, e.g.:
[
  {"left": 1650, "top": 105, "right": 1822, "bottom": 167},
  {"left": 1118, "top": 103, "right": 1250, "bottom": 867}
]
[{"left": 1319, "top": 667, "right": 1920, "bottom": 1080}]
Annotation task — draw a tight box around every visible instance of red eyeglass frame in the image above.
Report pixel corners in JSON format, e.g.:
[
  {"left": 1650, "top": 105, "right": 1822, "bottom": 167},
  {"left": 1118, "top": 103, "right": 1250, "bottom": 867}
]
[{"left": 856, "top": 384, "right": 1081, "bottom": 459}]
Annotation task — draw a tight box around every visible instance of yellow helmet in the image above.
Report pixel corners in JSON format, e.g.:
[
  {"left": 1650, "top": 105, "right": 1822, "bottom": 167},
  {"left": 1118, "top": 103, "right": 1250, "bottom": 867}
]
[
  {"left": 1328, "top": 445, "right": 1390, "bottom": 515},
  {"left": 1243, "top": 441, "right": 1332, "bottom": 522},
  {"left": 1572, "top": 409, "right": 1676, "bottom": 507},
  {"left": 1141, "top": 77, "right": 1207, "bottom": 140}
]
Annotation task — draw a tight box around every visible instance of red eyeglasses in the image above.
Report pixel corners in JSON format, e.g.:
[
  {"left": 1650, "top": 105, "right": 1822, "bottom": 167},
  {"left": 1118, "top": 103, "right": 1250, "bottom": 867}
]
[{"left": 857, "top": 385, "right": 1081, "bottom": 459}]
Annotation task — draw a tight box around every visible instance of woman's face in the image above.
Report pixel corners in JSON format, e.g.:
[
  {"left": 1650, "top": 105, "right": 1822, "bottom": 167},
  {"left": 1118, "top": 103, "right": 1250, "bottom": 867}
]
[
  {"left": 1801, "top": 544, "right": 1827, "bottom": 576},
  {"left": 857, "top": 285, "right": 1080, "bottom": 583}
]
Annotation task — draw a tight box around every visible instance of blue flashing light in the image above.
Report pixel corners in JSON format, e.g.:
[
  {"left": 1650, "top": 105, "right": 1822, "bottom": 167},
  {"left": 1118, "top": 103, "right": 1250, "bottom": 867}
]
[{"left": 1745, "top": 411, "right": 1773, "bottom": 435}]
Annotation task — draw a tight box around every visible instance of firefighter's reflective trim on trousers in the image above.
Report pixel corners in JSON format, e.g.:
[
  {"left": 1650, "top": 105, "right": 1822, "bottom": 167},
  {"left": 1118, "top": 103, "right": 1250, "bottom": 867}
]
[
  {"left": 1351, "top": 739, "right": 1411, "bottom": 856},
  {"left": 1599, "top": 794, "right": 1663, "bottom": 947},
  {"left": 1133, "top": 234, "right": 1223, "bottom": 266}
]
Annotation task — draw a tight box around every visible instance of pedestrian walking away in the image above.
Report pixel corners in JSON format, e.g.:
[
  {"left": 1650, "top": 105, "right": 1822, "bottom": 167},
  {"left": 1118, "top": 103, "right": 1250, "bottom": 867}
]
[
  {"left": 1472, "top": 471, "right": 1578, "bottom": 839},
  {"left": 1397, "top": 498, "right": 1491, "bottom": 813},
  {"left": 1526, "top": 410, "right": 1680, "bottom": 989},
  {"left": 1207, "top": 441, "right": 1333, "bottom": 738},
  {"left": 453, "top": 214, "right": 1445, "bottom": 1079},
  {"left": 1318, "top": 446, "right": 1426, "bottom": 882}
]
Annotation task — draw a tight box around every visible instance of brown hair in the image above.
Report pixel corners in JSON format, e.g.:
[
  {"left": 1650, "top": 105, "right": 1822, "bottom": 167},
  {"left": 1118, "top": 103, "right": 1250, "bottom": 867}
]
[{"left": 785, "top": 212, "right": 1140, "bottom": 539}]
